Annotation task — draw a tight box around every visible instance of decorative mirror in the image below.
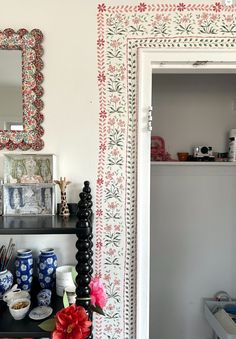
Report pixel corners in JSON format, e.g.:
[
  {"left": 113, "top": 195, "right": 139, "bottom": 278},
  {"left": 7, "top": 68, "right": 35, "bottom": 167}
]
[{"left": 0, "top": 28, "right": 44, "bottom": 151}]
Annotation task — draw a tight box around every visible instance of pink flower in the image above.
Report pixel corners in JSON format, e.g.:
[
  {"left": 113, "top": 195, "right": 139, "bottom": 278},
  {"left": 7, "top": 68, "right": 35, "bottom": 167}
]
[
  {"left": 104, "top": 273, "right": 111, "bottom": 281},
  {"left": 97, "top": 177, "right": 104, "bottom": 186},
  {"left": 105, "top": 224, "right": 112, "bottom": 232},
  {"left": 213, "top": 2, "right": 222, "bottom": 12},
  {"left": 177, "top": 3, "right": 186, "bottom": 11},
  {"left": 110, "top": 40, "right": 121, "bottom": 49},
  {"left": 97, "top": 38, "right": 105, "bottom": 47},
  {"left": 108, "top": 64, "right": 116, "bottom": 73},
  {"left": 98, "top": 72, "right": 106, "bottom": 83},
  {"left": 138, "top": 2, "right": 147, "bottom": 12},
  {"left": 96, "top": 209, "right": 103, "bottom": 217},
  {"left": 98, "top": 3, "right": 106, "bottom": 12},
  {"left": 99, "top": 143, "right": 106, "bottom": 151},
  {"left": 225, "top": 14, "right": 234, "bottom": 22},
  {"left": 96, "top": 240, "right": 103, "bottom": 249},
  {"left": 133, "top": 16, "right": 141, "bottom": 24},
  {"left": 181, "top": 15, "right": 190, "bottom": 23},
  {"left": 202, "top": 12, "right": 209, "bottom": 20},
  {"left": 99, "top": 110, "right": 107, "bottom": 119},
  {"left": 89, "top": 277, "right": 107, "bottom": 309}
]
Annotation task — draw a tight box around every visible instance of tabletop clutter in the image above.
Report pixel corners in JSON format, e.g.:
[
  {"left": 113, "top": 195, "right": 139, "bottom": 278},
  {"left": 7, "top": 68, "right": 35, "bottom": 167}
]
[
  {"left": 151, "top": 129, "right": 236, "bottom": 162},
  {"left": 0, "top": 238, "right": 76, "bottom": 321}
]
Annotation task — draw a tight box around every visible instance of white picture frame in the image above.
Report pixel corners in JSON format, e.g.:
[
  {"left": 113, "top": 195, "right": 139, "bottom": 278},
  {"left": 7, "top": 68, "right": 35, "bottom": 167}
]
[
  {"left": 3, "top": 184, "right": 55, "bottom": 216},
  {"left": 4, "top": 153, "right": 56, "bottom": 184}
]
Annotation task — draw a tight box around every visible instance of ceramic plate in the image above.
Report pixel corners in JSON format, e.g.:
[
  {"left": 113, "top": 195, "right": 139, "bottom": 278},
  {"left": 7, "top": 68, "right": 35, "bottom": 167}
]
[{"left": 29, "top": 306, "right": 53, "bottom": 320}]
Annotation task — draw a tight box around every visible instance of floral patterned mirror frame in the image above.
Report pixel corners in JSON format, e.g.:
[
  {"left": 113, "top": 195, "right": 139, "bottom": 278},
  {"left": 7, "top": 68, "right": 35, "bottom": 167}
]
[{"left": 0, "top": 28, "right": 44, "bottom": 151}]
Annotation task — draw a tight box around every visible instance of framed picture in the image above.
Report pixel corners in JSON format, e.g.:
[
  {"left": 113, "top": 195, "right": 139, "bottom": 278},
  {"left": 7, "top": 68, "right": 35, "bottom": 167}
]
[
  {"left": 3, "top": 184, "right": 55, "bottom": 216},
  {"left": 4, "top": 154, "right": 56, "bottom": 184}
]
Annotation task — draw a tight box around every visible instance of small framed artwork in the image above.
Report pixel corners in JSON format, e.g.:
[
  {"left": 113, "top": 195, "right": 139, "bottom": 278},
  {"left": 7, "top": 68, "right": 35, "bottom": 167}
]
[
  {"left": 3, "top": 184, "right": 55, "bottom": 216},
  {"left": 4, "top": 154, "right": 56, "bottom": 184}
]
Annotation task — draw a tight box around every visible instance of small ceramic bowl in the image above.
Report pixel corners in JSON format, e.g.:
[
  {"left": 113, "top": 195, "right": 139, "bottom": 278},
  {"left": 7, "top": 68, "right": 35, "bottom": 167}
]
[
  {"left": 177, "top": 152, "right": 189, "bottom": 161},
  {"left": 9, "top": 298, "right": 31, "bottom": 320},
  {"left": 3, "top": 284, "right": 30, "bottom": 306}
]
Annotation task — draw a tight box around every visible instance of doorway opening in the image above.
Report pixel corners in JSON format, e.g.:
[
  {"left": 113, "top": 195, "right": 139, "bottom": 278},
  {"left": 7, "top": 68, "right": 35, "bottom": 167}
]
[{"left": 137, "top": 49, "right": 236, "bottom": 339}]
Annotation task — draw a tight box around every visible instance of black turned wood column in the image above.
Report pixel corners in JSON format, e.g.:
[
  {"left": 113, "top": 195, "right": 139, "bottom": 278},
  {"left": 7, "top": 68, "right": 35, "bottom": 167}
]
[{"left": 76, "top": 181, "right": 93, "bottom": 339}]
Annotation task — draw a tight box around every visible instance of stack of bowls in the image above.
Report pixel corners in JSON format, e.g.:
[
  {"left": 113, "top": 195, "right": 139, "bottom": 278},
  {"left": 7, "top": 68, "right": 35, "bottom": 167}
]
[{"left": 56, "top": 265, "right": 75, "bottom": 297}]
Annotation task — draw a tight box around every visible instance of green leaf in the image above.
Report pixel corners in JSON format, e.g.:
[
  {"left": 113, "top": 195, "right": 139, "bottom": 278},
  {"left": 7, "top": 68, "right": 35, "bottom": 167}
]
[
  {"left": 71, "top": 266, "right": 78, "bottom": 285},
  {"left": 63, "top": 290, "right": 69, "bottom": 308},
  {"left": 38, "top": 318, "right": 56, "bottom": 332},
  {"left": 90, "top": 304, "right": 105, "bottom": 316}
]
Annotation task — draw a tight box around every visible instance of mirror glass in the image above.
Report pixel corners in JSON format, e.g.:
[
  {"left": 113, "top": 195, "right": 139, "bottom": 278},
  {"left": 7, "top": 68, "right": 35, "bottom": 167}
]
[{"left": 0, "top": 50, "right": 23, "bottom": 130}]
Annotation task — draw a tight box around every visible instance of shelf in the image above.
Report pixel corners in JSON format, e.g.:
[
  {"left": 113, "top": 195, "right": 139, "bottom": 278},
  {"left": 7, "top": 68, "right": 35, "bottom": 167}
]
[
  {"left": 204, "top": 298, "right": 236, "bottom": 339},
  {"left": 0, "top": 294, "right": 63, "bottom": 337},
  {"left": 0, "top": 215, "right": 79, "bottom": 235},
  {"left": 151, "top": 161, "right": 236, "bottom": 166}
]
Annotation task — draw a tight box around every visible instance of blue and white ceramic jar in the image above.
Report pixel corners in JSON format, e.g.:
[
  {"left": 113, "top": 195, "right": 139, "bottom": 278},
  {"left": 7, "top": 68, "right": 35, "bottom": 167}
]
[
  {"left": 0, "top": 269, "right": 13, "bottom": 299},
  {"left": 15, "top": 249, "right": 33, "bottom": 291},
  {"left": 37, "top": 248, "right": 57, "bottom": 290}
]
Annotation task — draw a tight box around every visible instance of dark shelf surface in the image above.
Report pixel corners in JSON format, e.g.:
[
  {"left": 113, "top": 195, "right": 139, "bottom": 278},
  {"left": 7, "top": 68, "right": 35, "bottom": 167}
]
[
  {"left": 0, "top": 215, "right": 79, "bottom": 235},
  {"left": 0, "top": 294, "right": 63, "bottom": 337}
]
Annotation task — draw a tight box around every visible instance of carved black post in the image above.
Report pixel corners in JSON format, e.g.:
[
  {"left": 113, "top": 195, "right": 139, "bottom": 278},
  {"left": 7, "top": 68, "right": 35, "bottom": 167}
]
[{"left": 75, "top": 181, "right": 93, "bottom": 339}]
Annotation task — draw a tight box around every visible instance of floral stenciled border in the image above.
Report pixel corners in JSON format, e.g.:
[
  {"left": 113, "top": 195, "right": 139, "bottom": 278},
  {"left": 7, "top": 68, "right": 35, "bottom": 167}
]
[
  {"left": 96, "top": 2, "right": 236, "bottom": 338},
  {"left": 0, "top": 29, "right": 44, "bottom": 151}
]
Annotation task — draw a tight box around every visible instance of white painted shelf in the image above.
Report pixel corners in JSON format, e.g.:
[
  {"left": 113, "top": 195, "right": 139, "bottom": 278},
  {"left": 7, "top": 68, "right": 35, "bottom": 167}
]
[
  {"left": 151, "top": 161, "right": 236, "bottom": 166},
  {"left": 204, "top": 299, "right": 236, "bottom": 339}
]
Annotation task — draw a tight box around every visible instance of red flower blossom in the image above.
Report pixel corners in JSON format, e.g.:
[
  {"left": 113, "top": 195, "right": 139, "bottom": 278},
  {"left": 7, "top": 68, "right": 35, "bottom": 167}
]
[
  {"left": 52, "top": 305, "right": 92, "bottom": 339},
  {"left": 96, "top": 240, "right": 103, "bottom": 249},
  {"left": 89, "top": 277, "right": 107, "bottom": 309},
  {"left": 213, "top": 2, "right": 222, "bottom": 12},
  {"left": 98, "top": 72, "right": 106, "bottom": 83},
  {"left": 97, "top": 38, "right": 105, "bottom": 47},
  {"left": 98, "top": 3, "right": 106, "bottom": 12},
  {"left": 99, "top": 110, "right": 107, "bottom": 119},
  {"left": 97, "top": 177, "right": 104, "bottom": 186},
  {"left": 138, "top": 2, "right": 147, "bottom": 12},
  {"left": 99, "top": 143, "right": 106, "bottom": 151},
  {"left": 96, "top": 209, "right": 103, "bottom": 217},
  {"left": 177, "top": 2, "right": 186, "bottom": 11}
]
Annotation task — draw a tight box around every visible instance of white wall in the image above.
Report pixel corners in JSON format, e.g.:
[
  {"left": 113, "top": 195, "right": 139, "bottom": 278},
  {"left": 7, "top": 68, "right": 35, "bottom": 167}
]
[
  {"left": 0, "top": 0, "right": 100, "bottom": 265},
  {"left": 152, "top": 74, "right": 236, "bottom": 158},
  {"left": 150, "top": 164, "right": 236, "bottom": 339},
  {"left": 151, "top": 72, "right": 236, "bottom": 339}
]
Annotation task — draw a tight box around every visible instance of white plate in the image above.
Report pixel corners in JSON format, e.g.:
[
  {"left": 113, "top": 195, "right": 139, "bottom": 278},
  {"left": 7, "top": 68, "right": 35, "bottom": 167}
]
[{"left": 29, "top": 306, "right": 53, "bottom": 320}]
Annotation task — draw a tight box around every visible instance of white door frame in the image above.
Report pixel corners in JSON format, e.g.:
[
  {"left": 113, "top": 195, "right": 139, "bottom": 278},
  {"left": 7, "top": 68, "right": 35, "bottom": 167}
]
[{"left": 136, "top": 48, "right": 236, "bottom": 339}]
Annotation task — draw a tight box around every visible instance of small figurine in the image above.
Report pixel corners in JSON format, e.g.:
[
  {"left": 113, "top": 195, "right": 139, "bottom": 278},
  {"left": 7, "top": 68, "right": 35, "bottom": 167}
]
[
  {"left": 54, "top": 177, "right": 71, "bottom": 216},
  {"left": 151, "top": 136, "right": 172, "bottom": 161}
]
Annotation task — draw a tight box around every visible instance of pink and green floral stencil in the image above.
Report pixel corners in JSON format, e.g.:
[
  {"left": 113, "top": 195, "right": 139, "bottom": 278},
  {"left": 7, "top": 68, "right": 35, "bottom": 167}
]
[
  {"left": 96, "top": 2, "right": 236, "bottom": 338},
  {"left": 0, "top": 29, "right": 44, "bottom": 151}
]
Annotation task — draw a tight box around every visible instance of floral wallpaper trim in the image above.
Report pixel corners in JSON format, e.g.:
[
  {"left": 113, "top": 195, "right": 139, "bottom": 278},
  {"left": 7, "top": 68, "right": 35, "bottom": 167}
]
[{"left": 96, "top": 3, "right": 236, "bottom": 338}]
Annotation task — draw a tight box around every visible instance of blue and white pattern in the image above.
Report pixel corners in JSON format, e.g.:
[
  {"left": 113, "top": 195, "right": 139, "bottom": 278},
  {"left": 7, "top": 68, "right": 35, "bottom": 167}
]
[
  {"left": 37, "top": 248, "right": 57, "bottom": 290},
  {"left": 0, "top": 270, "right": 13, "bottom": 298},
  {"left": 15, "top": 249, "right": 33, "bottom": 291},
  {"left": 37, "top": 289, "right": 52, "bottom": 306}
]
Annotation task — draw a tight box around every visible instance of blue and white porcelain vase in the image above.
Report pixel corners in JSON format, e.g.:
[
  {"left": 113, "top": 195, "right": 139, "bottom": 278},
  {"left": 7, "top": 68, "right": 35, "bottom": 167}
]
[
  {"left": 15, "top": 249, "right": 33, "bottom": 291},
  {"left": 0, "top": 269, "right": 13, "bottom": 299},
  {"left": 37, "top": 248, "right": 57, "bottom": 290}
]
